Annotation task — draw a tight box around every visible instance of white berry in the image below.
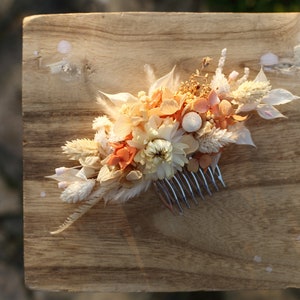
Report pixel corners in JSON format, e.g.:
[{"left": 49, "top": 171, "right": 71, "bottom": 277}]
[{"left": 182, "top": 112, "right": 202, "bottom": 132}]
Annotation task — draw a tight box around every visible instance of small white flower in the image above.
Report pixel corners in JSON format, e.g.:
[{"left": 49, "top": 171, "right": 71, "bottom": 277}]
[
  {"left": 232, "top": 68, "right": 299, "bottom": 117},
  {"left": 92, "top": 115, "right": 112, "bottom": 131}
]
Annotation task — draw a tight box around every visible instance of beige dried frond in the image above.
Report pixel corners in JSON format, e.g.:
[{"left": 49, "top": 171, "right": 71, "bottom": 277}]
[
  {"left": 51, "top": 191, "right": 101, "bottom": 235},
  {"left": 60, "top": 179, "right": 95, "bottom": 203},
  {"left": 198, "top": 127, "right": 236, "bottom": 153},
  {"left": 62, "top": 138, "right": 99, "bottom": 160},
  {"left": 50, "top": 182, "right": 118, "bottom": 235}
]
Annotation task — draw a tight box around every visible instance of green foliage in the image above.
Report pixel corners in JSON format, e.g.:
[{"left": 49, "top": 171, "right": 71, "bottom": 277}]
[{"left": 207, "top": 0, "right": 300, "bottom": 12}]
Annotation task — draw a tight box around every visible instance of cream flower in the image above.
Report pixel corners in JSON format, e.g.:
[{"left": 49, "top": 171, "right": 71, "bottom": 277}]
[
  {"left": 210, "top": 49, "right": 299, "bottom": 119},
  {"left": 93, "top": 116, "right": 114, "bottom": 157},
  {"left": 231, "top": 68, "right": 299, "bottom": 118},
  {"left": 128, "top": 116, "right": 189, "bottom": 180}
]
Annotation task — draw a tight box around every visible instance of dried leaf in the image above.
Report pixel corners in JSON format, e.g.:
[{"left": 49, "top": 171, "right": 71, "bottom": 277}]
[
  {"left": 144, "top": 64, "right": 156, "bottom": 86},
  {"left": 236, "top": 103, "right": 257, "bottom": 113},
  {"left": 180, "top": 134, "right": 199, "bottom": 154},
  {"left": 257, "top": 104, "right": 286, "bottom": 119},
  {"left": 126, "top": 170, "right": 143, "bottom": 181},
  {"left": 228, "top": 122, "right": 256, "bottom": 147},
  {"left": 262, "top": 89, "right": 299, "bottom": 106},
  {"left": 99, "top": 92, "right": 137, "bottom": 104},
  {"left": 46, "top": 168, "right": 79, "bottom": 182},
  {"left": 254, "top": 67, "right": 268, "bottom": 82},
  {"left": 149, "top": 66, "right": 179, "bottom": 95},
  {"left": 187, "top": 158, "right": 199, "bottom": 172}
]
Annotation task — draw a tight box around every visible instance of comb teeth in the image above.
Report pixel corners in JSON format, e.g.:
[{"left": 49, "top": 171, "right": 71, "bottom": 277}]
[{"left": 153, "top": 165, "right": 226, "bottom": 214}]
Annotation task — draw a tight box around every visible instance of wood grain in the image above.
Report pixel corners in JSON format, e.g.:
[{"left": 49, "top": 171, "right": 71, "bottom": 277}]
[{"left": 23, "top": 13, "right": 300, "bottom": 291}]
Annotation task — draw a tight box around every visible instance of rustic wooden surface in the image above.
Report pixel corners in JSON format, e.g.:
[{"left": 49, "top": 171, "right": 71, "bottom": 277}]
[{"left": 23, "top": 13, "right": 300, "bottom": 292}]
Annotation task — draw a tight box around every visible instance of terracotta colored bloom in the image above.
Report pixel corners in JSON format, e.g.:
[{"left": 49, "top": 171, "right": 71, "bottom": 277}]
[
  {"left": 107, "top": 141, "right": 137, "bottom": 170},
  {"left": 192, "top": 90, "right": 220, "bottom": 114},
  {"left": 187, "top": 153, "right": 213, "bottom": 172},
  {"left": 212, "top": 99, "right": 247, "bottom": 129},
  {"left": 146, "top": 87, "right": 185, "bottom": 118}
]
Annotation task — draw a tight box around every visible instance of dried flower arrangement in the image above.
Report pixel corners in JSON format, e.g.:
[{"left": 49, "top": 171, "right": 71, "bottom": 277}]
[{"left": 48, "top": 48, "right": 298, "bottom": 234}]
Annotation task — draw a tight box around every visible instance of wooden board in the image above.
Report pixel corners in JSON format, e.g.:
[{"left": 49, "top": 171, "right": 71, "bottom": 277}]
[{"left": 23, "top": 13, "right": 300, "bottom": 292}]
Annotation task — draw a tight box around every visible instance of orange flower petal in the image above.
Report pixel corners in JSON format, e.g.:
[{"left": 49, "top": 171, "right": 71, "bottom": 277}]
[
  {"left": 193, "top": 97, "right": 209, "bottom": 113},
  {"left": 160, "top": 99, "right": 179, "bottom": 115},
  {"left": 107, "top": 155, "right": 120, "bottom": 166},
  {"left": 109, "top": 142, "right": 124, "bottom": 150},
  {"left": 232, "top": 114, "right": 248, "bottom": 121},
  {"left": 199, "top": 154, "right": 212, "bottom": 169},
  {"left": 219, "top": 99, "right": 234, "bottom": 116},
  {"left": 116, "top": 148, "right": 130, "bottom": 161},
  {"left": 220, "top": 119, "right": 228, "bottom": 129},
  {"left": 208, "top": 90, "right": 220, "bottom": 107},
  {"left": 187, "top": 158, "right": 199, "bottom": 172},
  {"left": 119, "top": 160, "right": 129, "bottom": 170},
  {"left": 162, "top": 88, "right": 174, "bottom": 101}
]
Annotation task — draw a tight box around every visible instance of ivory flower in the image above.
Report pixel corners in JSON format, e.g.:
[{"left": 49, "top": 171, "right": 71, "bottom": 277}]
[
  {"left": 232, "top": 68, "right": 299, "bottom": 118},
  {"left": 129, "top": 116, "right": 189, "bottom": 180}
]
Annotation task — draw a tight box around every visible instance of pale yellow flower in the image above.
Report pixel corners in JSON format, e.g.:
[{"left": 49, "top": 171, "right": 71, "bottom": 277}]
[{"left": 128, "top": 116, "right": 189, "bottom": 180}]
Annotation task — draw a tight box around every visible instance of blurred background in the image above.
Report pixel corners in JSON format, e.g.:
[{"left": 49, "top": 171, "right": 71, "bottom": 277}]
[{"left": 1, "top": 0, "right": 300, "bottom": 299}]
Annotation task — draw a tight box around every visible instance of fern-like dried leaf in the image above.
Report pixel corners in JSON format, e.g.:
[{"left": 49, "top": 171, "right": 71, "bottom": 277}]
[
  {"left": 62, "top": 138, "right": 98, "bottom": 160},
  {"left": 50, "top": 183, "right": 117, "bottom": 235},
  {"left": 198, "top": 127, "right": 236, "bottom": 153}
]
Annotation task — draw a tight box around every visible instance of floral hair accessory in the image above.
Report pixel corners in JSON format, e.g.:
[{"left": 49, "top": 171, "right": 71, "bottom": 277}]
[{"left": 48, "top": 48, "right": 299, "bottom": 234}]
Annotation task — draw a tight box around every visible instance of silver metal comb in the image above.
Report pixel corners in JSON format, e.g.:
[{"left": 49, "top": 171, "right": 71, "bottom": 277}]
[{"left": 153, "top": 165, "right": 226, "bottom": 214}]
